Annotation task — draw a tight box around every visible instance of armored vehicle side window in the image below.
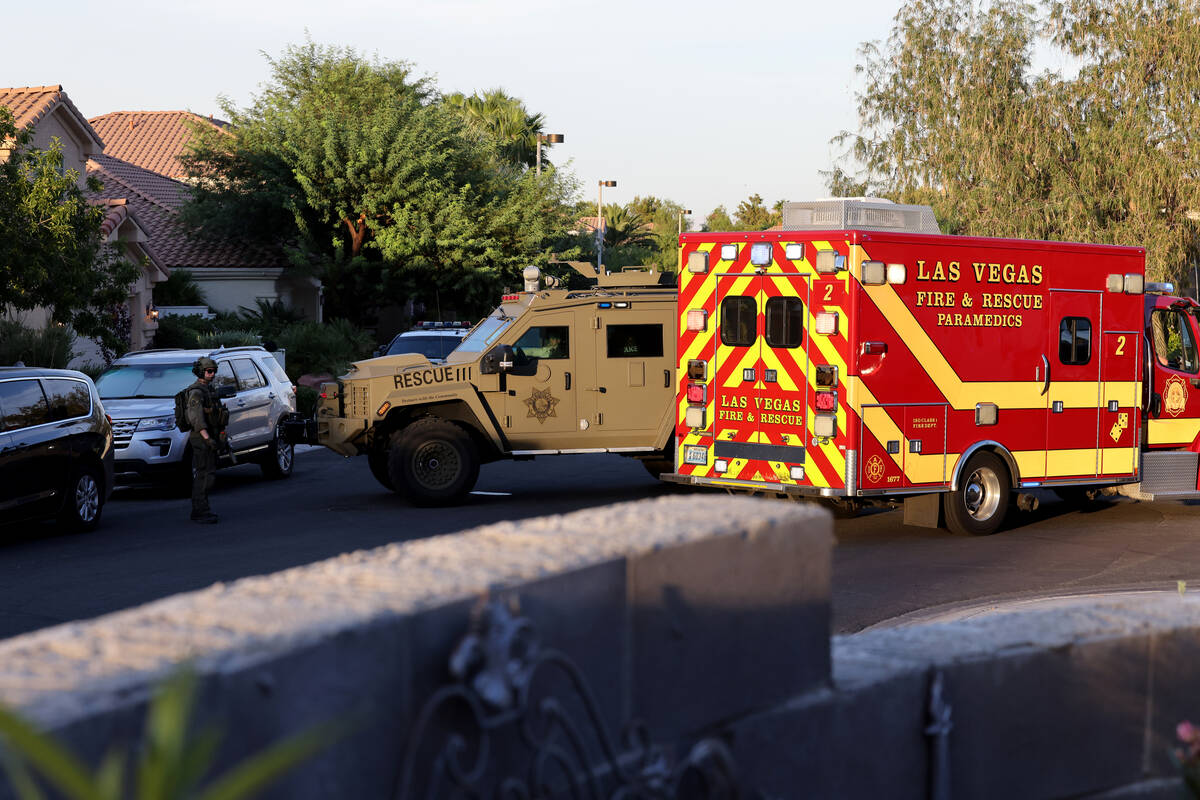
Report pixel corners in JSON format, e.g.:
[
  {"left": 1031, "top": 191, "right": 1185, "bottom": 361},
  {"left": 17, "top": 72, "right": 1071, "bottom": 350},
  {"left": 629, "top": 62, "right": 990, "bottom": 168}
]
[
  {"left": 213, "top": 361, "right": 238, "bottom": 393},
  {"left": 1151, "top": 309, "right": 1199, "bottom": 373},
  {"left": 232, "top": 358, "right": 266, "bottom": 390},
  {"left": 0, "top": 379, "right": 50, "bottom": 431},
  {"left": 1058, "top": 317, "right": 1092, "bottom": 365},
  {"left": 720, "top": 296, "right": 756, "bottom": 347},
  {"left": 765, "top": 297, "right": 804, "bottom": 349},
  {"left": 513, "top": 326, "right": 569, "bottom": 360},
  {"left": 43, "top": 379, "right": 91, "bottom": 421},
  {"left": 607, "top": 324, "right": 664, "bottom": 358}
]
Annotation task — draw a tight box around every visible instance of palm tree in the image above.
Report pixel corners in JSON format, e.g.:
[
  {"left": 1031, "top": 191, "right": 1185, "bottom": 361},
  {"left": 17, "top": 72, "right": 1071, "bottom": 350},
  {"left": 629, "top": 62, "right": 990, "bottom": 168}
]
[
  {"left": 602, "top": 204, "right": 657, "bottom": 251},
  {"left": 444, "top": 89, "right": 548, "bottom": 168}
]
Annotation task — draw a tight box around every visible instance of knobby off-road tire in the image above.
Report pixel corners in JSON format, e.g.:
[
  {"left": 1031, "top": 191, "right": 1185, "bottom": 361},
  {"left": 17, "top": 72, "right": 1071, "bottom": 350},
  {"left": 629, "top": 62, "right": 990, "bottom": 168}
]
[
  {"left": 58, "top": 464, "right": 104, "bottom": 532},
  {"left": 942, "top": 451, "right": 1011, "bottom": 536},
  {"left": 259, "top": 420, "right": 295, "bottom": 480},
  {"left": 388, "top": 418, "right": 479, "bottom": 506},
  {"left": 368, "top": 448, "right": 394, "bottom": 490}
]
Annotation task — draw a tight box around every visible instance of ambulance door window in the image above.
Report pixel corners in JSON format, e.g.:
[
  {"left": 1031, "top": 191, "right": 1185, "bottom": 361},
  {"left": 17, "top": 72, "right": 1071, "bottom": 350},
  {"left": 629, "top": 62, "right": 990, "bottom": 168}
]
[
  {"left": 1150, "top": 310, "right": 1199, "bottom": 373},
  {"left": 1058, "top": 317, "right": 1092, "bottom": 365},
  {"left": 720, "top": 296, "right": 757, "bottom": 347},
  {"left": 764, "top": 297, "right": 804, "bottom": 349}
]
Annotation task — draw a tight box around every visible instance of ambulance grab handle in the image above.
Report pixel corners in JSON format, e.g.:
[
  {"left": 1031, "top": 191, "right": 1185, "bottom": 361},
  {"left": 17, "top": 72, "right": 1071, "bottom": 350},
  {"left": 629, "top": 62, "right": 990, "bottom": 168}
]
[{"left": 1038, "top": 354, "right": 1050, "bottom": 396}]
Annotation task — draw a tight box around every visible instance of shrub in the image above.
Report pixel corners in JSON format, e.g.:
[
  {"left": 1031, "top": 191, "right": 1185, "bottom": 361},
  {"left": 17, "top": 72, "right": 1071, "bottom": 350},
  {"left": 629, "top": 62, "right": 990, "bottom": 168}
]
[
  {"left": 150, "top": 315, "right": 208, "bottom": 349},
  {"left": 152, "top": 269, "right": 207, "bottom": 306},
  {"left": 240, "top": 298, "right": 305, "bottom": 340},
  {"left": 197, "top": 329, "right": 261, "bottom": 349},
  {"left": 275, "top": 319, "right": 372, "bottom": 382},
  {"left": 296, "top": 384, "right": 319, "bottom": 417},
  {"left": 0, "top": 320, "right": 76, "bottom": 368}
]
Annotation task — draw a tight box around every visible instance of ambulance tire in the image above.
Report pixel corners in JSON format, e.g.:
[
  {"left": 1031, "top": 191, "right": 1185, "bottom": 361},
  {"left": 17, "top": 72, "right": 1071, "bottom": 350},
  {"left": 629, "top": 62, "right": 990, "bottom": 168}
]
[
  {"left": 943, "top": 452, "right": 1010, "bottom": 536},
  {"left": 389, "top": 418, "right": 479, "bottom": 506},
  {"left": 368, "top": 448, "right": 394, "bottom": 491}
]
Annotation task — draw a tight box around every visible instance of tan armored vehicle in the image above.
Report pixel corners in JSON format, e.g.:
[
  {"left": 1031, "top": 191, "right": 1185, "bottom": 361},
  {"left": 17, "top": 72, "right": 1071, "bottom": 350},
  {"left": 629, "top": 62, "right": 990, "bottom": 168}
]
[{"left": 308, "top": 264, "right": 677, "bottom": 505}]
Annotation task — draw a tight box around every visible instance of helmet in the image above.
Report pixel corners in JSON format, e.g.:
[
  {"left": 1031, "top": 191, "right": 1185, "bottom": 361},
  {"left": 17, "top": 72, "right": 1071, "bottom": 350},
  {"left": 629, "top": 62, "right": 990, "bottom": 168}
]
[{"left": 192, "top": 356, "right": 218, "bottom": 377}]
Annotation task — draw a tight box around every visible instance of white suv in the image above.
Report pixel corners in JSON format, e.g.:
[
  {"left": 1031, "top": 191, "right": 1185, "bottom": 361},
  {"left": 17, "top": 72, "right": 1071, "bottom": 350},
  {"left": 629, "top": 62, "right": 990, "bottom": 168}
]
[{"left": 96, "top": 346, "right": 298, "bottom": 485}]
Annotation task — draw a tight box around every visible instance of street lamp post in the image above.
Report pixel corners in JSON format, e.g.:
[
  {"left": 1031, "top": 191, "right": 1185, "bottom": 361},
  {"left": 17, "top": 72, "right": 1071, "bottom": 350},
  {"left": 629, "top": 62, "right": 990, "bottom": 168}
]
[
  {"left": 678, "top": 208, "right": 692, "bottom": 236},
  {"left": 597, "top": 179, "right": 616, "bottom": 272},
  {"left": 535, "top": 133, "right": 564, "bottom": 176}
]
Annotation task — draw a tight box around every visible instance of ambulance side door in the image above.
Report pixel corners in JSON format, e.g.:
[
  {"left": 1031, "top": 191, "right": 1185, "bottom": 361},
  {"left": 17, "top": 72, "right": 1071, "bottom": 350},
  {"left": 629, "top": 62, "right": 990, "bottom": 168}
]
[{"left": 1145, "top": 306, "right": 1200, "bottom": 448}]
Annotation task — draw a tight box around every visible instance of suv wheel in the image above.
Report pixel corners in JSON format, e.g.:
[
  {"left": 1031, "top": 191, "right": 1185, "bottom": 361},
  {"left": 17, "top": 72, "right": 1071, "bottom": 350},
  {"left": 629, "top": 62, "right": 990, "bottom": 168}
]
[
  {"left": 260, "top": 420, "right": 295, "bottom": 479},
  {"left": 59, "top": 465, "right": 104, "bottom": 531},
  {"left": 388, "top": 418, "right": 479, "bottom": 506}
]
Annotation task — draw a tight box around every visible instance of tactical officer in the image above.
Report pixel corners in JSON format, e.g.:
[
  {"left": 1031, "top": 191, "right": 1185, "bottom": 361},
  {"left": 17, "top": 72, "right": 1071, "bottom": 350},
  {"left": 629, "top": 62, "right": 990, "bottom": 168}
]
[{"left": 185, "top": 357, "right": 228, "bottom": 523}]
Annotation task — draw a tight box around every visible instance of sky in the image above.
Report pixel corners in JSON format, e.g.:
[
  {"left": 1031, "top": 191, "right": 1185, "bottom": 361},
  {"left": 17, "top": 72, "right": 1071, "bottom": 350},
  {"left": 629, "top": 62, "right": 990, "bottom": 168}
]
[{"left": 3, "top": 0, "right": 907, "bottom": 225}]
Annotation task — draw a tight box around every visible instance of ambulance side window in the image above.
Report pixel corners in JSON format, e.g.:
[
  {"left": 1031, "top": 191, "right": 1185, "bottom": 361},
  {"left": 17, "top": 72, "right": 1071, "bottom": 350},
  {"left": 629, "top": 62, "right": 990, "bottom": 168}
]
[
  {"left": 1151, "top": 309, "right": 1199, "bottom": 373},
  {"left": 765, "top": 297, "right": 804, "bottom": 349},
  {"left": 720, "top": 296, "right": 757, "bottom": 347},
  {"left": 1058, "top": 317, "right": 1092, "bottom": 365}
]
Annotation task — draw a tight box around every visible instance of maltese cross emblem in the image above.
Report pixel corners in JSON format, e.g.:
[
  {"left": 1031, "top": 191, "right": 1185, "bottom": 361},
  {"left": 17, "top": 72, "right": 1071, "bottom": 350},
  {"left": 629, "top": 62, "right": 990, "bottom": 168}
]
[{"left": 524, "top": 387, "right": 560, "bottom": 423}]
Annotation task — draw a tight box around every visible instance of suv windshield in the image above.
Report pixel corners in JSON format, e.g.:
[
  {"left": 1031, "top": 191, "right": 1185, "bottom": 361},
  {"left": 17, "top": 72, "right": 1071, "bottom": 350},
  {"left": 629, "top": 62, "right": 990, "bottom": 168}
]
[
  {"left": 97, "top": 363, "right": 195, "bottom": 399},
  {"left": 387, "top": 334, "right": 462, "bottom": 359},
  {"left": 456, "top": 316, "right": 513, "bottom": 354}
]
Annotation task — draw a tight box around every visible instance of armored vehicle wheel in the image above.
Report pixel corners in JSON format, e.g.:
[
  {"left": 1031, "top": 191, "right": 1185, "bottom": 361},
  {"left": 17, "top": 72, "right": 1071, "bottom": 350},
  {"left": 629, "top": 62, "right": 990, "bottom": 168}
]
[
  {"left": 943, "top": 452, "right": 1010, "bottom": 536},
  {"left": 389, "top": 418, "right": 479, "bottom": 506},
  {"left": 368, "top": 448, "right": 394, "bottom": 490}
]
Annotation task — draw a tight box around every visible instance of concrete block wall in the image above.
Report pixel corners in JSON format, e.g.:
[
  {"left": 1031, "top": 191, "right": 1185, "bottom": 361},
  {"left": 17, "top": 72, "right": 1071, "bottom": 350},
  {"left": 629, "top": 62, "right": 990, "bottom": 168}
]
[
  {"left": 4, "top": 494, "right": 1200, "bottom": 798},
  {"left": 0, "top": 496, "right": 831, "bottom": 799}
]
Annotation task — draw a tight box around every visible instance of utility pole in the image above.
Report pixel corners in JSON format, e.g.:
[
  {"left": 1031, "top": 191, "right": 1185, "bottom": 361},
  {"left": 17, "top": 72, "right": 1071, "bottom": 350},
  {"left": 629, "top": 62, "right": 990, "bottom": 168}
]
[{"left": 597, "top": 179, "right": 616, "bottom": 272}]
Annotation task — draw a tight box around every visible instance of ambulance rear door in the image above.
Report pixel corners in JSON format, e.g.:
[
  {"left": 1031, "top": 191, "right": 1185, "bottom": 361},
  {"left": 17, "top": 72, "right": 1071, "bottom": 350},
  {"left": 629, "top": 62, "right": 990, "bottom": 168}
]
[{"left": 712, "top": 260, "right": 810, "bottom": 483}]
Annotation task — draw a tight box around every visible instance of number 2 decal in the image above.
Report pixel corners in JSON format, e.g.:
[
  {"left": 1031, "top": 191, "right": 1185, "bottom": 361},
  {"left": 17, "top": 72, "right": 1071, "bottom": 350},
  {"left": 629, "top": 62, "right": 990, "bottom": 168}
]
[
  {"left": 823, "top": 284, "right": 834, "bottom": 302},
  {"left": 1115, "top": 335, "right": 1126, "bottom": 356}
]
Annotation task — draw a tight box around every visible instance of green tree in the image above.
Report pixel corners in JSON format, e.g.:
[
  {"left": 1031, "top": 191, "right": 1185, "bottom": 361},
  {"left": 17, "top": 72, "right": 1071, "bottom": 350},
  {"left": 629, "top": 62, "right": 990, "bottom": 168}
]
[
  {"left": 734, "top": 193, "right": 781, "bottom": 230},
  {"left": 703, "top": 205, "right": 734, "bottom": 232},
  {"left": 444, "top": 89, "right": 552, "bottom": 169},
  {"left": 182, "top": 41, "right": 579, "bottom": 323},
  {"left": 833, "top": 0, "right": 1200, "bottom": 283},
  {"left": 0, "top": 109, "right": 138, "bottom": 352}
]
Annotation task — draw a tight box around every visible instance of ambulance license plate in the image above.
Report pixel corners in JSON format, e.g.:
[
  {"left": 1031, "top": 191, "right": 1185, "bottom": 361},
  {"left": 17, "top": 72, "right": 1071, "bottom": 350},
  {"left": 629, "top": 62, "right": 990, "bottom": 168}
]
[{"left": 684, "top": 445, "right": 708, "bottom": 466}]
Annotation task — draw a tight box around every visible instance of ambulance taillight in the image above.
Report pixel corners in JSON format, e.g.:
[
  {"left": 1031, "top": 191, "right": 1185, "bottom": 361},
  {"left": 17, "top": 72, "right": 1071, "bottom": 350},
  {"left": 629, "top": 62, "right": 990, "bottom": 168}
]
[
  {"left": 815, "top": 391, "right": 838, "bottom": 412},
  {"left": 686, "top": 383, "right": 706, "bottom": 404}
]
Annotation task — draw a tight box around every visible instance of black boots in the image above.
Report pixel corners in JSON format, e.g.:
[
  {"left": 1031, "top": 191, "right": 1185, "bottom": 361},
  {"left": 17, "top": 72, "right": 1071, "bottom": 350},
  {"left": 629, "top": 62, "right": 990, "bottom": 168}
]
[{"left": 190, "top": 511, "right": 219, "bottom": 524}]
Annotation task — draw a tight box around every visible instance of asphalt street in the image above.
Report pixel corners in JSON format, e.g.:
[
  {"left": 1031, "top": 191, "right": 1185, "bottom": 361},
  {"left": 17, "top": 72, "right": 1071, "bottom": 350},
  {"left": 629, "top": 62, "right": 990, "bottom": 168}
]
[{"left": 3, "top": 448, "right": 1200, "bottom": 640}]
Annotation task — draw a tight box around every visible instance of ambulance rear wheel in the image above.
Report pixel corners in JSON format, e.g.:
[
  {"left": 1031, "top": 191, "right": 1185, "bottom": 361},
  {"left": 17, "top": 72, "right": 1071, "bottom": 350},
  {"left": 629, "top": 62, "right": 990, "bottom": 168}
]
[
  {"left": 389, "top": 418, "right": 479, "bottom": 506},
  {"left": 943, "top": 452, "right": 1010, "bottom": 536}
]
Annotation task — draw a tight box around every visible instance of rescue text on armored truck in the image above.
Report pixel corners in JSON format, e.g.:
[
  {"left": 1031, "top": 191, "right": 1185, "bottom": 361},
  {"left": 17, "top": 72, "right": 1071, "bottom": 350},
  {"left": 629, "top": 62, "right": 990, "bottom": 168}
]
[{"left": 393, "top": 365, "right": 474, "bottom": 390}]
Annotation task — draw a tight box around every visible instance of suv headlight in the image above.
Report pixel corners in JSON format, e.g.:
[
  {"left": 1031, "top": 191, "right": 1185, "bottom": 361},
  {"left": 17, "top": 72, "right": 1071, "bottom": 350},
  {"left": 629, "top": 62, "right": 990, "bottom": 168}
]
[{"left": 136, "top": 415, "right": 176, "bottom": 432}]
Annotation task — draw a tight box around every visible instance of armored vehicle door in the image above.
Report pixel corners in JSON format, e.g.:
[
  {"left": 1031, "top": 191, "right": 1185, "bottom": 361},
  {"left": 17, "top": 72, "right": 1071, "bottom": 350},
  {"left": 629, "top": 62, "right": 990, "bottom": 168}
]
[
  {"left": 586, "top": 305, "right": 674, "bottom": 446},
  {"left": 501, "top": 314, "right": 580, "bottom": 449}
]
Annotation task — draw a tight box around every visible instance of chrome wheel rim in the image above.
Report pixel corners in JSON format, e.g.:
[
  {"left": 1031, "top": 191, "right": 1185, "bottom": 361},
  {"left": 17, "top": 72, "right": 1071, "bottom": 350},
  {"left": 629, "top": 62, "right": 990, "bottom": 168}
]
[
  {"left": 276, "top": 435, "right": 294, "bottom": 472},
  {"left": 413, "top": 441, "right": 459, "bottom": 490},
  {"left": 75, "top": 474, "right": 99, "bottom": 523},
  {"left": 964, "top": 466, "right": 1001, "bottom": 522}
]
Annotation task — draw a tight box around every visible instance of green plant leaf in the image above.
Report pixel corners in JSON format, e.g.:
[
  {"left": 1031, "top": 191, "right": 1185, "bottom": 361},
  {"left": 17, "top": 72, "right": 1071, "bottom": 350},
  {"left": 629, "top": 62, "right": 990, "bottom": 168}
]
[
  {"left": 0, "top": 745, "right": 48, "bottom": 800},
  {"left": 0, "top": 705, "right": 105, "bottom": 800},
  {"left": 94, "top": 748, "right": 125, "bottom": 800},
  {"left": 193, "top": 720, "right": 350, "bottom": 800}
]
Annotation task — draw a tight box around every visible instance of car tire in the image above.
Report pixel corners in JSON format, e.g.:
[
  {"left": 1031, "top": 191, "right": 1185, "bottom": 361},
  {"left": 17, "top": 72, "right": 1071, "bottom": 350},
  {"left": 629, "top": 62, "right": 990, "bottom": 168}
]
[
  {"left": 58, "top": 464, "right": 104, "bottom": 532},
  {"left": 942, "top": 451, "right": 1010, "bottom": 536},
  {"left": 368, "top": 448, "right": 394, "bottom": 490},
  {"left": 388, "top": 418, "right": 479, "bottom": 506},
  {"left": 260, "top": 421, "right": 295, "bottom": 479}
]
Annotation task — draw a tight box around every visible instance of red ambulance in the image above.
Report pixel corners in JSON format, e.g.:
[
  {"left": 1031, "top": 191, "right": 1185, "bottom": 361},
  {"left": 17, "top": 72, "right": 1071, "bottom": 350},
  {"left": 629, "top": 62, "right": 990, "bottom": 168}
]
[{"left": 663, "top": 198, "right": 1200, "bottom": 535}]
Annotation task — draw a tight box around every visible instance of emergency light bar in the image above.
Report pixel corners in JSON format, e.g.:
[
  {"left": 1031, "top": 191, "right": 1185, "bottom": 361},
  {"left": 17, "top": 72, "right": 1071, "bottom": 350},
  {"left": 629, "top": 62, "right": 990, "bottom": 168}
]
[{"left": 781, "top": 198, "right": 941, "bottom": 234}]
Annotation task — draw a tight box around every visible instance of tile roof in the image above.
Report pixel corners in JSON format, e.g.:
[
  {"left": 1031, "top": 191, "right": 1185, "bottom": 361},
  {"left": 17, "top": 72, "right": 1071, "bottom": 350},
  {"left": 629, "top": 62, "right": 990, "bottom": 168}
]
[
  {"left": 0, "top": 85, "right": 103, "bottom": 150},
  {"left": 88, "top": 154, "right": 288, "bottom": 270},
  {"left": 88, "top": 111, "right": 226, "bottom": 180}
]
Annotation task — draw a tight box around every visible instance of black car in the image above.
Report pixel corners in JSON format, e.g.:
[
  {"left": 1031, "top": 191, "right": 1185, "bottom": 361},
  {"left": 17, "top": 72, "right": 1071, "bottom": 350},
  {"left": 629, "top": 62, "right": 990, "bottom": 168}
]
[{"left": 0, "top": 367, "right": 115, "bottom": 531}]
